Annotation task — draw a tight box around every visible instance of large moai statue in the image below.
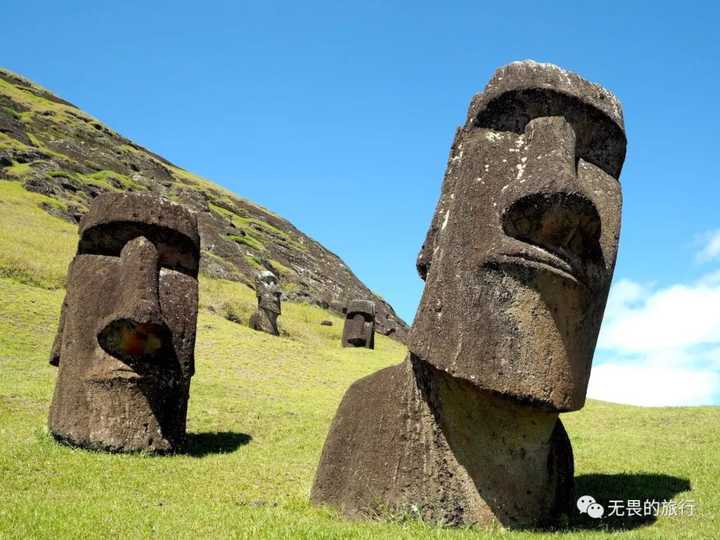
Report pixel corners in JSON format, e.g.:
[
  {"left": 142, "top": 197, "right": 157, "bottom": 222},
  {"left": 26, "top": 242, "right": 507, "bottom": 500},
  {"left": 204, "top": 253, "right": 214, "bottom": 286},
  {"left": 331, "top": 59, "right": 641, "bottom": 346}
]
[
  {"left": 249, "top": 270, "right": 281, "bottom": 336},
  {"left": 341, "top": 299, "right": 375, "bottom": 349},
  {"left": 312, "top": 61, "right": 626, "bottom": 528},
  {"left": 48, "top": 193, "right": 200, "bottom": 453}
]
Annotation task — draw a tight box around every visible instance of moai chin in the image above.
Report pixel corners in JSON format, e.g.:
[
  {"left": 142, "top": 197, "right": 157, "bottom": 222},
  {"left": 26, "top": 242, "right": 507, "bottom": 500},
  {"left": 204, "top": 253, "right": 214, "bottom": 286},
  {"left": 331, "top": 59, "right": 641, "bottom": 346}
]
[
  {"left": 48, "top": 192, "right": 200, "bottom": 453},
  {"left": 341, "top": 299, "right": 375, "bottom": 349},
  {"left": 249, "top": 270, "right": 281, "bottom": 336},
  {"left": 312, "top": 61, "right": 626, "bottom": 528}
]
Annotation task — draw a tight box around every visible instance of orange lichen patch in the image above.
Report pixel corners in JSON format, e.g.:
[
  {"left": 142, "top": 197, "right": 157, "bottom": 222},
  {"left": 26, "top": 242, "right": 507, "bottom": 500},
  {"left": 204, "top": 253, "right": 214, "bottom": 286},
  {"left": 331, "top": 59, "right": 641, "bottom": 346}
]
[
  {"left": 119, "top": 323, "right": 163, "bottom": 357},
  {"left": 98, "top": 319, "right": 166, "bottom": 361}
]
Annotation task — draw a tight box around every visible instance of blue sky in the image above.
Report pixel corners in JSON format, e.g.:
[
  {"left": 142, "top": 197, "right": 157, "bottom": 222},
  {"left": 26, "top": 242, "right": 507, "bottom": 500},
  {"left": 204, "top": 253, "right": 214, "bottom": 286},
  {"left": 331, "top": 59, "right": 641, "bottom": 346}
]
[{"left": 4, "top": 1, "right": 720, "bottom": 405}]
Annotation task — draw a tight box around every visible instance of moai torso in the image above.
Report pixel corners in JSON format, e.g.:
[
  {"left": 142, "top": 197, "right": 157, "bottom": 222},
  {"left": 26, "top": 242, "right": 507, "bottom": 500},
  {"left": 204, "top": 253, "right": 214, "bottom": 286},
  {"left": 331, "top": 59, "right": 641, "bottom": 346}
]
[
  {"left": 48, "top": 193, "right": 200, "bottom": 453},
  {"left": 312, "top": 61, "right": 626, "bottom": 528},
  {"left": 341, "top": 300, "right": 375, "bottom": 349},
  {"left": 249, "top": 271, "right": 281, "bottom": 336}
]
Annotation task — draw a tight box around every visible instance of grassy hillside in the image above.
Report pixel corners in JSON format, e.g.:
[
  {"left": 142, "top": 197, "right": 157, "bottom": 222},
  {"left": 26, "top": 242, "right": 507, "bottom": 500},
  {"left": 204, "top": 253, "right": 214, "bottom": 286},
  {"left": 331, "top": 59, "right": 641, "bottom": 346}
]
[
  {"left": 1, "top": 176, "right": 719, "bottom": 539},
  {"left": 0, "top": 67, "right": 407, "bottom": 338}
]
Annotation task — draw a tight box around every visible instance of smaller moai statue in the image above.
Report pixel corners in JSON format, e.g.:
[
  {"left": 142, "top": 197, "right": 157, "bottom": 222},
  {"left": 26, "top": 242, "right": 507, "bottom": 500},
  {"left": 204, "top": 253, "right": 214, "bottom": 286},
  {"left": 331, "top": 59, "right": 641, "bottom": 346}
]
[
  {"left": 341, "top": 299, "right": 375, "bottom": 349},
  {"left": 249, "top": 270, "right": 281, "bottom": 336},
  {"left": 48, "top": 192, "right": 200, "bottom": 453}
]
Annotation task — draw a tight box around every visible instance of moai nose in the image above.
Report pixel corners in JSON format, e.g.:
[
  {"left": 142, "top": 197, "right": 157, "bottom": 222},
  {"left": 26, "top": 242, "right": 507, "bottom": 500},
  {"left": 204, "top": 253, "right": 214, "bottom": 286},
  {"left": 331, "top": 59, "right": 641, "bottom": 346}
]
[
  {"left": 502, "top": 116, "right": 602, "bottom": 264},
  {"left": 522, "top": 116, "right": 578, "bottom": 191},
  {"left": 503, "top": 192, "right": 601, "bottom": 263},
  {"left": 97, "top": 236, "right": 170, "bottom": 362}
]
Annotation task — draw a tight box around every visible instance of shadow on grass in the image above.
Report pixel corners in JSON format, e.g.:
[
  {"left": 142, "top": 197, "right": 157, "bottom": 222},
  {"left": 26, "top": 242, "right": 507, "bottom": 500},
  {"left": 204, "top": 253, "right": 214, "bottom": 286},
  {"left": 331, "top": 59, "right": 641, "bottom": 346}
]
[
  {"left": 182, "top": 431, "right": 252, "bottom": 457},
  {"left": 570, "top": 473, "right": 691, "bottom": 531}
]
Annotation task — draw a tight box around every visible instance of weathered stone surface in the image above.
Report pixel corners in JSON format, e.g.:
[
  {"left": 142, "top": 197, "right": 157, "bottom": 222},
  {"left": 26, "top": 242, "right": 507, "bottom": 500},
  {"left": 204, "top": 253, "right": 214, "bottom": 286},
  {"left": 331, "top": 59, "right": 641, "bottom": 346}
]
[
  {"left": 341, "top": 299, "right": 375, "bottom": 349},
  {"left": 312, "top": 61, "right": 625, "bottom": 528},
  {"left": 249, "top": 270, "right": 282, "bottom": 336},
  {"left": 48, "top": 192, "right": 200, "bottom": 453},
  {"left": 312, "top": 355, "right": 574, "bottom": 527},
  {"left": 411, "top": 60, "right": 625, "bottom": 412}
]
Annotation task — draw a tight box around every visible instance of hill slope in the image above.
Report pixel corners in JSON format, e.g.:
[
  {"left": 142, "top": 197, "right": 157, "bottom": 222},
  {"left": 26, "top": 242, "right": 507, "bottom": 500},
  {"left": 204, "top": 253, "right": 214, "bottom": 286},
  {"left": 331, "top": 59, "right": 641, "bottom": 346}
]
[{"left": 0, "top": 68, "right": 407, "bottom": 339}]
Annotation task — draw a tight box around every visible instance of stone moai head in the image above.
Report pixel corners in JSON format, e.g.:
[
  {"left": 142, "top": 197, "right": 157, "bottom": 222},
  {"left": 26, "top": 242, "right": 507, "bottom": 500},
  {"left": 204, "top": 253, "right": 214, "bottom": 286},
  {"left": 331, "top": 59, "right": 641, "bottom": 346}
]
[
  {"left": 256, "top": 270, "right": 281, "bottom": 315},
  {"left": 410, "top": 61, "right": 626, "bottom": 412},
  {"left": 48, "top": 192, "right": 200, "bottom": 453},
  {"left": 342, "top": 299, "right": 376, "bottom": 349}
]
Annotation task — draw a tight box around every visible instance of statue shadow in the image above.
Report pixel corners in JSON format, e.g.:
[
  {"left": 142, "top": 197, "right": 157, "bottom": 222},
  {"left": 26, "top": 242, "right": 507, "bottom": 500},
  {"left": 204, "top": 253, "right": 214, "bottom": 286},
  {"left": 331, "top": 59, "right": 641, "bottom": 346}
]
[
  {"left": 569, "top": 473, "right": 691, "bottom": 531},
  {"left": 182, "top": 431, "right": 252, "bottom": 457}
]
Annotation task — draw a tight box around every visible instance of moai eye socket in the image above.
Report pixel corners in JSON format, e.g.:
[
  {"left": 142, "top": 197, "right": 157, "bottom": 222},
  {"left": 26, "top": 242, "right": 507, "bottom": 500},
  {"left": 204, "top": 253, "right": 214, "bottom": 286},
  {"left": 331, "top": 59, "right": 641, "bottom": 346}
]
[
  {"left": 78, "top": 223, "right": 200, "bottom": 276},
  {"left": 473, "top": 88, "right": 626, "bottom": 179}
]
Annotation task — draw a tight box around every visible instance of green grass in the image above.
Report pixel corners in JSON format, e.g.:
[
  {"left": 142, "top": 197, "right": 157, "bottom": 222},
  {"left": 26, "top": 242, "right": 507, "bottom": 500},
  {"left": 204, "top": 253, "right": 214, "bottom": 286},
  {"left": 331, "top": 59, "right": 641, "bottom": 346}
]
[
  {"left": 2, "top": 160, "right": 34, "bottom": 178},
  {"left": 270, "top": 258, "right": 294, "bottom": 276},
  {"left": 0, "top": 131, "right": 32, "bottom": 152},
  {"left": 211, "top": 202, "right": 306, "bottom": 255},
  {"left": 176, "top": 166, "right": 284, "bottom": 221},
  {"left": 245, "top": 253, "right": 265, "bottom": 270},
  {"left": 1, "top": 179, "right": 719, "bottom": 539},
  {"left": 228, "top": 232, "right": 266, "bottom": 252},
  {"left": 0, "top": 181, "right": 76, "bottom": 288},
  {"left": 82, "top": 169, "right": 135, "bottom": 191}
]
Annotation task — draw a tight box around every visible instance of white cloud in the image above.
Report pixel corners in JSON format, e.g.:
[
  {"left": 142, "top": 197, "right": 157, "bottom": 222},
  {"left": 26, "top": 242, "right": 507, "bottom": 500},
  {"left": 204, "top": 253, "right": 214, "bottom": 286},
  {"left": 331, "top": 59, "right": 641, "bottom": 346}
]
[
  {"left": 696, "top": 229, "right": 720, "bottom": 262},
  {"left": 588, "top": 362, "right": 720, "bottom": 407},
  {"left": 589, "top": 270, "right": 720, "bottom": 406},
  {"left": 598, "top": 281, "right": 720, "bottom": 352},
  {"left": 602, "top": 278, "right": 648, "bottom": 315}
]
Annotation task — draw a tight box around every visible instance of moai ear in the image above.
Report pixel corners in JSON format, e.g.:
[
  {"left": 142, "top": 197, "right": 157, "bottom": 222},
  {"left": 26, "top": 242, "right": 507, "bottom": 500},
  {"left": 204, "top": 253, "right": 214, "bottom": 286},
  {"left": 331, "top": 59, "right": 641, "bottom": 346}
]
[{"left": 49, "top": 298, "right": 68, "bottom": 367}]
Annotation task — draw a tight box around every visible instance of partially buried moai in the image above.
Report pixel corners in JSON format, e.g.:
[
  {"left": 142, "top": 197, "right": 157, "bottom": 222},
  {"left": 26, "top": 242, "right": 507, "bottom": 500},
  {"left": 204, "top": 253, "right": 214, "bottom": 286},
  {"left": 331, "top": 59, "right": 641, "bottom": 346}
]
[
  {"left": 312, "top": 61, "right": 626, "bottom": 528},
  {"left": 48, "top": 192, "right": 200, "bottom": 453},
  {"left": 249, "top": 270, "right": 281, "bottom": 336},
  {"left": 341, "top": 299, "right": 375, "bottom": 349}
]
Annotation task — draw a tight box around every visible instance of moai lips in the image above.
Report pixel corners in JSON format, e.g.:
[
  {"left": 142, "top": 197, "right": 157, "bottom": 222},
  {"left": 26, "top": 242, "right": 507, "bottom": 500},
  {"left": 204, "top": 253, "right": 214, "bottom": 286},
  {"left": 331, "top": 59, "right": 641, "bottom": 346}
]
[
  {"left": 341, "top": 299, "right": 376, "bottom": 349},
  {"left": 249, "top": 270, "right": 282, "bottom": 336},
  {"left": 48, "top": 192, "right": 200, "bottom": 453},
  {"left": 312, "top": 61, "right": 626, "bottom": 528}
]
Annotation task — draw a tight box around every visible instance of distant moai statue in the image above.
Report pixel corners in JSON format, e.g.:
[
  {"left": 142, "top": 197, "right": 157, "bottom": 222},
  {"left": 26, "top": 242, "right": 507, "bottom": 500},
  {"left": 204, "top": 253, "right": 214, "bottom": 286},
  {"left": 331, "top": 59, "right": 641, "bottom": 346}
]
[
  {"left": 341, "top": 299, "right": 375, "bottom": 349},
  {"left": 249, "top": 270, "right": 281, "bottom": 336},
  {"left": 312, "top": 61, "right": 626, "bottom": 528},
  {"left": 48, "top": 193, "right": 200, "bottom": 453}
]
